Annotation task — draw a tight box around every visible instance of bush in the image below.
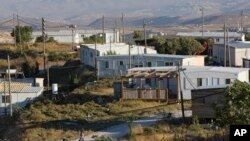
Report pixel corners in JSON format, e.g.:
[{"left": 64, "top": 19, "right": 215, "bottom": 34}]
[
  {"left": 22, "top": 54, "right": 39, "bottom": 77},
  {"left": 48, "top": 52, "right": 75, "bottom": 61}
]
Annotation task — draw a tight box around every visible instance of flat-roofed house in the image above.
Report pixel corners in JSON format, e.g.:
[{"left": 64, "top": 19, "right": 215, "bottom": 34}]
[
  {"left": 97, "top": 54, "right": 205, "bottom": 78},
  {"left": 115, "top": 66, "right": 249, "bottom": 101},
  {"left": 0, "top": 81, "right": 44, "bottom": 115}
]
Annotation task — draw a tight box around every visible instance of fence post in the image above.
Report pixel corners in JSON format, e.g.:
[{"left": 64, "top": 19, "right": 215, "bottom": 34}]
[
  {"left": 139, "top": 78, "right": 142, "bottom": 99},
  {"left": 166, "top": 89, "right": 168, "bottom": 103},
  {"left": 120, "top": 78, "right": 124, "bottom": 101}
]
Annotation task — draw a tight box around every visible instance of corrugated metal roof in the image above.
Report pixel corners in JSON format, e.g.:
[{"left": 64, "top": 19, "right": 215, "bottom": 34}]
[
  {"left": 20, "top": 86, "right": 44, "bottom": 93},
  {"left": 81, "top": 43, "right": 157, "bottom": 55},
  {"left": 97, "top": 54, "right": 204, "bottom": 59},
  {"left": 33, "top": 29, "right": 114, "bottom": 36},
  {"left": 229, "top": 41, "right": 250, "bottom": 48},
  {"left": 176, "top": 32, "right": 242, "bottom": 38},
  {"left": 0, "top": 82, "right": 43, "bottom": 93},
  {"left": 129, "top": 66, "right": 249, "bottom": 75}
]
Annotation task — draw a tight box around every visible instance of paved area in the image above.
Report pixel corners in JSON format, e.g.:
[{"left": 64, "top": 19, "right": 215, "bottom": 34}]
[{"left": 75, "top": 110, "right": 192, "bottom": 141}]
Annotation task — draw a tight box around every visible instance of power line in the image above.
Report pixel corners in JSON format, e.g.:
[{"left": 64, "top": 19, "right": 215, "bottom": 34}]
[{"left": 0, "top": 19, "right": 13, "bottom": 25}]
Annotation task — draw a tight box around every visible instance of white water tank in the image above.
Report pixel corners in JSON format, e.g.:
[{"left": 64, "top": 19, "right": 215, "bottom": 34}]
[{"left": 52, "top": 83, "right": 58, "bottom": 94}]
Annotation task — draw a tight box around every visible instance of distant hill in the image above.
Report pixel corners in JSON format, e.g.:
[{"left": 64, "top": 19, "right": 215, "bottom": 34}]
[
  {"left": 1, "top": 0, "right": 250, "bottom": 25},
  {"left": 88, "top": 14, "right": 250, "bottom": 28}
]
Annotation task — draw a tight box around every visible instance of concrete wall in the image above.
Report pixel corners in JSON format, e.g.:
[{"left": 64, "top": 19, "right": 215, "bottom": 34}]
[
  {"left": 213, "top": 44, "right": 250, "bottom": 67},
  {"left": 0, "top": 91, "right": 43, "bottom": 114},
  {"left": 125, "top": 69, "right": 249, "bottom": 100},
  {"left": 182, "top": 57, "right": 204, "bottom": 66},
  {"left": 97, "top": 56, "right": 205, "bottom": 78}
]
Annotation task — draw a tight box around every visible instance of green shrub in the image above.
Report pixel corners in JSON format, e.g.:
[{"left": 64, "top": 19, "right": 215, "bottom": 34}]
[{"left": 22, "top": 54, "right": 39, "bottom": 77}]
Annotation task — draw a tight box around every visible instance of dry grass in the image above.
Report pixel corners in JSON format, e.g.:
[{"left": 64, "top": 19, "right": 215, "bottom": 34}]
[
  {"left": 131, "top": 125, "right": 144, "bottom": 136},
  {"left": 91, "top": 88, "right": 114, "bottom": 96},
  {"left": 22, "top": 128, "right": 79, "bottom": 141},
  {"left": 121, "top": 134, "right": 173, "bottom": 141},
  {"left": 121, "top": 120, "right": 228, "bottom": 141}
]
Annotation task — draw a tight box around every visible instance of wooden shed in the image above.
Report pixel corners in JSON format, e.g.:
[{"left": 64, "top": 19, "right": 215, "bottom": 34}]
[
  {"left": 191, "top": 88, "right": 226, "bottom": 119},
  {"left": 119, "top": 69, "right": 179, "bottom": 102}
]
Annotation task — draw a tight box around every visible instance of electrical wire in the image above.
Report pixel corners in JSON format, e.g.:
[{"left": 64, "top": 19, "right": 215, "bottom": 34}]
[{"left": 0, "top": 19, "right": 13, "bottom": 25}]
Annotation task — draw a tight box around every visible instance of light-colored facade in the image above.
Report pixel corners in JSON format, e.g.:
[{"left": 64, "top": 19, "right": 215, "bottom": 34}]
[
  {"left": 213, "top": 41, "right": 250, "bottom": 66},
  {"left": 32, "top": 29, "right": 120, "bottom": 43},
  {"left": 97, "top": 54, "right": 205, "bottom": 78},
  {"left": 126, "top": 66, "right": 249, "bottom": 100},
  {"left": 80, "top": 43, "right": 157, "bottom": 68},
  {"left": 0, "top": 82, "right": 44, "bottom": 115}
]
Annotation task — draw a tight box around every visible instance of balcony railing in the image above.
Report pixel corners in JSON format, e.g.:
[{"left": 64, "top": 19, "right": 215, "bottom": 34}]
[{"left": 121, "top": 88, "right": 176, "bottom": 102}]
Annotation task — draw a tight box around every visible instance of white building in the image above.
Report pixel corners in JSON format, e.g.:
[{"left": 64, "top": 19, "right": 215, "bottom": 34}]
[
  {"left": 213, "top": 41, "right": 250, "bottom": 66},
  {"left": 126, "top": 66, "right": 249, "bottom": 100},
  {"left": 0, "top": 81, "right": 44, "bottom": 115},
  {"left": 97, "top": 54, "right": 205, "bottom": 78},
  {"left": 32, "top": 29, "right": 120, "bottom": 43},
  {"left": 176, "top": 32, "right": 243, "bottom": 44},
  {"left": 80, "top": 43, "right": 157, "bottom": 68}
]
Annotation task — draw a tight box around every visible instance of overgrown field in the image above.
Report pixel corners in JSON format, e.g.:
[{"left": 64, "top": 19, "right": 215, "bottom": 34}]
[
  {"left": 0, "top": 43, "right": 79, "bottom": 70},
  {"left": 0, "top": 84, "right": 191, "bottom": 141}
]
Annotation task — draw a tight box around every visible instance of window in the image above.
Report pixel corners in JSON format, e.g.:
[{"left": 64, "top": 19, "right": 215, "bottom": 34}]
[
  {"left": 105, "top": 61, "right": 109, "bottom": 68},
  {"left": 2, "top": 95, "right": 10, "bottom": 103},
  {"left": 197, "top": 78, "right": 202, "bottom": 87},
  {"left": 145, "top": 78, "right": 151, "bottom": 86},
  {"left": 212, "top": 78, "right": 219, "bottom": 85},
  {"left": 165, "top": 62, "right": 174, "bottom": 66},
  {"left": 119, "top": 61, "right": 123, "bottom": 66},
  {"left": 225, "top": 79, "right": 231, "bottom": 84},
  {"left": 90, "top": 52, "right": 93, "bottom": 58},
  {"left": 157, "top": 61, "right": 164, "bottom": 66},
  {"left": 147, "top": 62, "right": 152, "bottom": 67},
  {"left": 216, "top": 38, "right": 219, "bottom": 42}
]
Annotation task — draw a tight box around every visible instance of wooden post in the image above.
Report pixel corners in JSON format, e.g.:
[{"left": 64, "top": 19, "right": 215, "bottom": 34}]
[
  {"left": 166, "top": 89, "right": 168, "bottom": 103},
  {"left": 176, "top": 76, "right": 179, "bottom": 102},
  {"left": 139, "top": 78, "right": 142, "bottom": 99},
  {"left": 121, "top": 78, "right": 124, "bottom": 101},
  {"left": 157, "top": 78, "right": 160, "bottom": 102}
]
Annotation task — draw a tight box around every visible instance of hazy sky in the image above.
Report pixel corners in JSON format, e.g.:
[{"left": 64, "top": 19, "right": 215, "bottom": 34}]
[{"left": 0, "top": 0, "right": 249, "bottom": 24}]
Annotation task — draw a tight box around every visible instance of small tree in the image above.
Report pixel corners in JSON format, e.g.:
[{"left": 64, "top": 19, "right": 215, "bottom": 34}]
[
  {"left": 22, "top": 55, "right": 39, "bottom": 77},
  {"left": 215, "top": 80, "right": 250, "bottom": 127},
  {"left": 103, "top": 51, "right": 116, "bottom": 56},
  {"left": 11, "top": 26, "right": 33, "bottom": 44},
  {"left": 133, "top": 30, "right": 143, "bottom": 39},
  {"left": 245, "top": 33, "right": 250, "bottom": 41},
  {"left": 127, "top": 114, "right": 136, "bottom": 137},
  {"left": 83, "top": 35, "right": 102, "bottom": 44}
]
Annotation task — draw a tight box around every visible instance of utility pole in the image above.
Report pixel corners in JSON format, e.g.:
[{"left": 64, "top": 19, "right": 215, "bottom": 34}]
[
  {"left": 122, "top": 13, "right": 125, "bottom": 43},
  {"left": 143, "top": 19, "right": 147, "bottom": 54},
  {"left": 200, "top": 7, "right": 204, "bottom": 37},
  {"left": 13, "top": 14, "right": 16, "bottom": 48},
  {"left": 227, "top": 29, "right": 231, "bottom": 67},
  {"left": 7, "top": 55, "right": 12, "bottom": 117},
  {"left": 102, "top": 16, "right": 105, "bottom": 44},
  {"left": 240, "top": 10, "right": 244, "bottom": 37},
  {"left": 143, "top": 19, "right": 147, "bottom": 47},
  {"left": 128, "top": 43, "right": 132, "bottom": 69},
  {"left": 47, "top": 56, "right": 50, "bottom": 92},
  {"left": 113, "top": 19, "right": 117, "bottom": 43},
  {"left": 109, "top": 36, "right": 112, "bottom": 52},
  {"left": 42, "top": 17, "right": 46, "bottom": 72},
  {"left": 17, "top": 14, "right": 23, "bottom": 54},
  {"left": 224, "top": 23, "right": 227, "bottom": 67},
  {"left": 4, "top": 75, "right": 7, "bottom": 115},
  {"left": 69, "top": 24, "right": 76, "bottom": 50},
  {"left": 94, "top": 35, "right": 98, "bottom": 80},
  {"left": 177, "top": 62, "right": 185, "bottom": 121}
]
